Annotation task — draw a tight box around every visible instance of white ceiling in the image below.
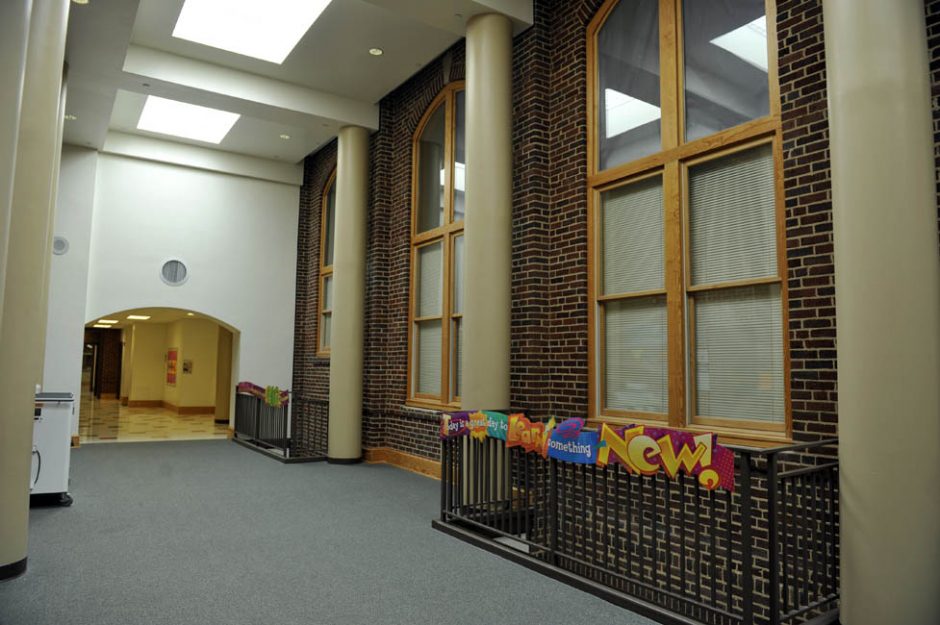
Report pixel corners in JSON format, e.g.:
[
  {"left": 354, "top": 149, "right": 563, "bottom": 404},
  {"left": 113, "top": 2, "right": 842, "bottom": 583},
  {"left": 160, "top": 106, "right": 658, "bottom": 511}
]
[{"left": 63, "top": 0, "right": 533, "bottom": 166}]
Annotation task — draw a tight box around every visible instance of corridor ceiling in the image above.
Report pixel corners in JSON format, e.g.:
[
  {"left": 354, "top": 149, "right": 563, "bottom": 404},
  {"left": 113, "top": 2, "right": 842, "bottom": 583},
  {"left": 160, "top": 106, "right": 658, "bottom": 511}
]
[{"left": 63, "top": 0, "right": 532, "bottom": 164}]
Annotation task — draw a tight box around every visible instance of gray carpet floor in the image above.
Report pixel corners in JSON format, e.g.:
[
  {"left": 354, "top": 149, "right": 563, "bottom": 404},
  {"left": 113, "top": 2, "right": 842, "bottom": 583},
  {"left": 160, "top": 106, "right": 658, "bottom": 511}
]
[{"left": 0, "top": 440, "right": 654, "bottom": 625}]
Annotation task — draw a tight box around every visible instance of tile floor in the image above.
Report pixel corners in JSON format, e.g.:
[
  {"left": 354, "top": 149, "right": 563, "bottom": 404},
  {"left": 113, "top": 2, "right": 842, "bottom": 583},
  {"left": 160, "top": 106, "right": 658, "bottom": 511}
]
[{"left": 78, "top": 391, "right": 228, "bottom": 444}]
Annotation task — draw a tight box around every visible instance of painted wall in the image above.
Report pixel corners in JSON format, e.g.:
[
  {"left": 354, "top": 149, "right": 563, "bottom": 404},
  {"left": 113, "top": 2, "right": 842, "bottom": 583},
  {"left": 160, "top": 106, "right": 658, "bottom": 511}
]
[
  {"left": 128, "top": 323, "right": 166, "bottom": 402},
  {"left": 85, "top": 154, "right": 299, "bottom": 399},
  {"left": 163, "top": 321, "right": 182, "bottom": 407},
  {"left": 166, "top": 318, "right": 218, "bottom": 408},
  {"left": 41, "top": 146, "right": 98, "bottom": 430}
]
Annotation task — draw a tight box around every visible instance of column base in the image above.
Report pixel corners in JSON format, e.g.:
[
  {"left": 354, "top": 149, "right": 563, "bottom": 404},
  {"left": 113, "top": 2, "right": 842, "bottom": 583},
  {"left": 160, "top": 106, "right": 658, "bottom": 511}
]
[
  {"left": 326, "top": 456, "right": 363, "bottom": 465},
  {"left": 0, "top": 557, "right": 26, "bottom": 582}
]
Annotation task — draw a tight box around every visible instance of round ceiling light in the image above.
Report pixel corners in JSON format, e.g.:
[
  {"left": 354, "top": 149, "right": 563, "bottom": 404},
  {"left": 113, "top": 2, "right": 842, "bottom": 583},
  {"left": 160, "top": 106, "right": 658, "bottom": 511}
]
[
  {"left": 368, "top": 48, "right": 384, "bottom": 56},
  {"left": 279, "top": 134, "right": 290, "bottom": 140}
]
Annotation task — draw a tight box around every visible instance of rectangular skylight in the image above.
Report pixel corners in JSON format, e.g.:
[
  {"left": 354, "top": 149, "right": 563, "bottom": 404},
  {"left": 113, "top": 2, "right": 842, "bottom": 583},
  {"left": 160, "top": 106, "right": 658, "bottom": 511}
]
[
  {"left": 137, "top": 96, "right": 240, "bottom": 144},
  {"left": 604, "top": 89, "right": 661, "bottom": 139},
  {"left": 173, "top": 0, "right": 333, "bottom": 64},
  {"left": 710, "top": 15, "right": 768, "bottom": 72}
]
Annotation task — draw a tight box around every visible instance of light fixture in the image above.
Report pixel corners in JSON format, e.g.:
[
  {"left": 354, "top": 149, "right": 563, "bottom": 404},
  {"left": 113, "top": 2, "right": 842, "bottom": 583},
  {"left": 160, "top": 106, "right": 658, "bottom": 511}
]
[
  {"left": 173, "top": 0, "right": 333, "bottom": 64},
  {"left": 127, "top": 314, "right": 151, "bottom": 320},
  {"left": 187, "top": 312, "right": 195, "bottom": 317},
  {"left": 98, "top": 319, "right": 118, "bottom": 324},
  {"left": 92, "top": 324, "right": 110, "bottom": 328},
  {"left": 279, "top": 134, "right": 291, "bottom": 140},
  {"left": 604, "top": 88, "right": 661, "bottom": 139},
  {"left": 137, "top": 96, "right": 239, "bottom": 144},
  {"left": 72, "top": 0, "right": 89, "bottom": 5},
  {"left": 710, "top": 15, "right": 768, "bottom": 72},
  {"left": 368, "top": 48, "right": 384, "bottom": 56},
  {"left": 65, "top": 114, "right": 78, "bottom": 121}
]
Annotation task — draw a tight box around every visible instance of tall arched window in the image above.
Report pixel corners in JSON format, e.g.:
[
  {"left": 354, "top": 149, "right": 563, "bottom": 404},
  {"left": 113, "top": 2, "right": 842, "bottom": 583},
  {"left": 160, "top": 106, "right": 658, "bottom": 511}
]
[
  {"left": 588, "top": 0, "right": 788, "bottom": 442},
  {"left": 408, "top": 83, "right": 465, "bottom": 408},
  {"left": 317, "top": 170, "right": 336, "bottom": 356}
]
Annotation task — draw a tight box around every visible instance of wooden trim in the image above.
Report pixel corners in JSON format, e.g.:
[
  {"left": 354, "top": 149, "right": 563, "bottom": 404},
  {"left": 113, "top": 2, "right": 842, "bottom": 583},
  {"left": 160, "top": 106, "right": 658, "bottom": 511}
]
[
  {"left": 70, "top": 435, "right": 80, "bottom": 448},
  {"left": 316, "top": 170, "right": 337, "bottom": 357},
  {"left": 597, "top": 288, "right": 668, "bottom": 302},
  {"left": 693, "top": 414, "right": 787, "bottom": 432},
  {"left": 687, "top": 275, "right": 781, "bottom": 293},
  {"left": 405, "top": 398, "right": 460, "bottom": 412},
  {"left": 766, "top": 0, "right": 781, "bottom": 121},
  {"left": 660, "top": 0, "right": 680, "bottom": 151},
  {"left": 595, "top": 408, "right": 669, "bottom": 422},
  {"left": 664, "top": 159, "right": 684, "bottom": 427},
  {"left": 127, "top": 399, "right": 162, "bottom": 408},
  {"left": 120, "top": 396, "right": 128, "bottom": 406},
  {"left": 586, "top": 416, "right": 791, "bottom": 448},
  {"left": 364, "top": 446, "right": 441, "bottom": 480}
]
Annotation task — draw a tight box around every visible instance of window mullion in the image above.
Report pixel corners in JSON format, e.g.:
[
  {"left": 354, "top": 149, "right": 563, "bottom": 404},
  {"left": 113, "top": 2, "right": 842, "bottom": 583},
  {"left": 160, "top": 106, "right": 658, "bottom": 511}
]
[
  {"left": 664, "top": 160, "right": 685, "bottom": 428},
  {"left": 659, "top": 0, "right": 680, "bottom": 151}
]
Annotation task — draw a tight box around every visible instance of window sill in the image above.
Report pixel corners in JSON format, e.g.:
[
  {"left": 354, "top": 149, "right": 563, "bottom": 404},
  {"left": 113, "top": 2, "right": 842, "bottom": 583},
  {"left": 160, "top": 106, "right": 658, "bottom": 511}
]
[
  {"left": 586, "top": 415, "right": 792, "bottom": 450},
  {"left": 405, "top": 399, "right": 460, "bottom": 413}
]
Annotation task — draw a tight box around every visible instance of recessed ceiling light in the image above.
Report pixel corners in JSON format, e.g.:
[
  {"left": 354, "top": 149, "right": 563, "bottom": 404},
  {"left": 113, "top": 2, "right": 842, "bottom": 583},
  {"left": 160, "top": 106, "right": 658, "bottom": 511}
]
[
  {"left": 127, "top": 315, "right": 151, "bottom": 320},
  {"left": 92, "top": 324, "right": 110, "bottom": 328},
  {"left": 173, "top": 0, "right": 333, "bottom": 64},
  {"left": 604, "top": 88, "right": 661, "bottom": 138},
  {"left": 279, "top": 134, "right": 290, "bottom": 140},
  {"left": 186, "top": 312, "right": 195, "bottom": 317},
  {"left": 65, "top": 114, "right": 78, "bottom": 121},
  {"left": 710, "top": 15, "right": 768, "bottom": 72},
  {"left": 137, "top": 96, "right": 239, "bottom": 144},
  {"left": 98, "top": 319, "right": 118, "bottom": 324},
  {"left": 72, "top": 0, "right": 89, "bottom": 5},
  {"left": 369, "top": 48, "right": 384, "bottom": 56}
]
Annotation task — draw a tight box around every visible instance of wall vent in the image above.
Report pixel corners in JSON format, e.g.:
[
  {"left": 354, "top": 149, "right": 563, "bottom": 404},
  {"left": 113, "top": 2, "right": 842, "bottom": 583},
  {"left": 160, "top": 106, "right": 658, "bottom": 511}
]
[
  {"left": 160, "top": 259, "right": 188, "bottom": 286},
  {"left": 52, "top": 236, "right": 69, "bottom": 256}
]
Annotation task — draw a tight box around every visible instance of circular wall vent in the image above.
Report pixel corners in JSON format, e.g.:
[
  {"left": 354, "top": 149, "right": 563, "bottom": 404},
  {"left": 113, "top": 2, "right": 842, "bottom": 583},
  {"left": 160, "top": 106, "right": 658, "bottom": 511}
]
[
  {"left": 52, "top": 236, "right": 69, "bottom": 256},
  {"left": 160, "top": 259, "right": 188, "bottom": 286}
]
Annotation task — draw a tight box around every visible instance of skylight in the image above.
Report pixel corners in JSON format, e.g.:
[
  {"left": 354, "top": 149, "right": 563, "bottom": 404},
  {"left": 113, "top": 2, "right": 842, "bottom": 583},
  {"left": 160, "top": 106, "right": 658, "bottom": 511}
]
[
  {"left": 172, "top": 0, "right": 332, "bottom": 64},
  {"left": 710, "top": 15, "right": 768, "bottom": 72},
  {"left": 604, "top": 89, "right": 660, "bottom": 139},
  {"left": 137, "top": 96, "right": 240, "bottom": 144}
]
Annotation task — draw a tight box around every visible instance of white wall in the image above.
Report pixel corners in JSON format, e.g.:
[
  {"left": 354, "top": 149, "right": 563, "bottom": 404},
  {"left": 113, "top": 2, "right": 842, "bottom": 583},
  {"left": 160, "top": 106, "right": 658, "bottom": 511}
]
[
  {"left": 42, "top": 146, "right": 98, "bottom": 432},
  {"left": 85, "top": 154, "right": 298, "bottom": 402}
]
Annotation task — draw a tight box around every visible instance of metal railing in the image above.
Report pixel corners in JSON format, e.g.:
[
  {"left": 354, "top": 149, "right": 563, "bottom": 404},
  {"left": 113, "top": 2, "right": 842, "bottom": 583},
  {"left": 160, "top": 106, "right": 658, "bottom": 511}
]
[
  {"left": 234, "top": 392, "right": 289, "bottom": 457},
  {"left": 435, "top": 433, "right": 839, "bottom": 625}
]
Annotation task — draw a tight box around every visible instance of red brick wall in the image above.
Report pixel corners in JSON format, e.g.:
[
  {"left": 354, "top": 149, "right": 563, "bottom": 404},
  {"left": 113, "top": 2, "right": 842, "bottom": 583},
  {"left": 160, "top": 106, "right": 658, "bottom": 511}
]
[{"left": 293, "top": 0, "right": 838, "bottom": 459}]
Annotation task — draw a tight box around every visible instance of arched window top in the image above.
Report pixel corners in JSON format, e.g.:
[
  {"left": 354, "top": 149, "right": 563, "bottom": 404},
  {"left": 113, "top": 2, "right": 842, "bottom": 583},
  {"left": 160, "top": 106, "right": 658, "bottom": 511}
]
[{"left": 317, "top": 168, "right": 336, "bottom": 357}]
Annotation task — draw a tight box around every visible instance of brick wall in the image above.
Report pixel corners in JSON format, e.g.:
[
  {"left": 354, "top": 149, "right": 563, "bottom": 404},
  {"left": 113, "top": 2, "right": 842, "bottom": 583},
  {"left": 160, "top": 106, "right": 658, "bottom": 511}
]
[{"left": 293, "top": 0, "right": 838, "bottom": 460}]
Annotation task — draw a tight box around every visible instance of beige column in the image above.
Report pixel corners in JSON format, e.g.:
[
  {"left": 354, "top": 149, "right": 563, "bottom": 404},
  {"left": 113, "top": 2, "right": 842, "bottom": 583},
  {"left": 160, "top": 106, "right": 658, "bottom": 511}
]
[
  {"left": 823, "top": 2, "right": 940, "bottom": 623},
  {"left": 462, "top": 13, "right": 513, "bottom": 411},
  {"left": 0, "top": 0, "right": 69, "bottom": 579},
  {"left": 327, "top": 125, "right": 370, "bottom": 462}
]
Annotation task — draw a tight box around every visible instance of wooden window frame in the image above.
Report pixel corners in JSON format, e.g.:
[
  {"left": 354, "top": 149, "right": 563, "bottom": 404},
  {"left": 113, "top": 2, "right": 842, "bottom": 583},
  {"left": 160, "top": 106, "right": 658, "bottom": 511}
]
[
  {"left": 586, "top": 0, "right": 791, "bottom": 445},
  {"left": 316, "top": 169, "right": 336, "bottom": 358},
  {"left": 407, "top": 82, "right": 465, "bottom": 410}
]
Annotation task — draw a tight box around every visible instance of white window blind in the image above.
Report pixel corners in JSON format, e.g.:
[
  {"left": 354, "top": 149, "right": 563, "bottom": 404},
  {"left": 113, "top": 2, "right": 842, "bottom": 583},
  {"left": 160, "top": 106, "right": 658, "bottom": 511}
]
[
  {"left": 602, "top": 176, "right": 664, "bottom": 294},
  {"left": 689, "top": 144, "right": 776, "bottom": 285},
  {"left": 417, "top": 320, "right": 441, "bottom": 395},
  {"left": 694, "top": 284, "right": 784, "bottom": 422},
  {"left": 320, "top": 313, "right": 331, "bottom": 349},
  {"left": 604, "top": 296, "right": 667, "bottom": 413},
  {"left": 453, "top": 235, "right": 464, "bottom": 313},
  {"left": 416, "top": 242, "right": 442, "bottom": 317},
  {"left": 323, "top": 275, "right": 333, "bottom": 310}
]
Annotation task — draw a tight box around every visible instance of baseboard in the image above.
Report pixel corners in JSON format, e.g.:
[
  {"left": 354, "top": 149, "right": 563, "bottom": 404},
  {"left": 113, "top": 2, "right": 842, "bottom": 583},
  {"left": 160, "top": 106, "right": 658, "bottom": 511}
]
[
  {"left": 160, "top": 401, "right": 214, "bottom": 415},
  {"left": 70, "top": 435, "right": 80, "bottom": 448},
  {"left": 364, "top": 447, "right": 440, "bottom": 480},
  {"left": 127, "top": 400, "right": 162, "bottom": 408},
  {"left": 0, "top": 557, "right": 26, "bottom": 582},
  {"left": 100, "top": 392, "right": 118, "bottom": 399},
  {"left": 226, "top": 427, "right": 234, "bottom": 440},
  {"left": 120, "top": 396, "right": 128, "bottom": 406}
]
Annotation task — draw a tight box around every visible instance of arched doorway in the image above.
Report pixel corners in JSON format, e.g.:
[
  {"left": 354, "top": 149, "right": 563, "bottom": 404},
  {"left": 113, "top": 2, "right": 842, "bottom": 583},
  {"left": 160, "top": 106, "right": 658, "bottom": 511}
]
[{"left": 80, "top": 307, "right": 239, "bottom": 444}]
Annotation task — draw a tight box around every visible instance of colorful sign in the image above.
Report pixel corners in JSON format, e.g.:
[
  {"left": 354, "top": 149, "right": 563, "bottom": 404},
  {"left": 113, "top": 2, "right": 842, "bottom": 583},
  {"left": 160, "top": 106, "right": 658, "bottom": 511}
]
[
  {"left": 443, "top": 411, "right": 736, "bottom": 491},
  {"left": 236, "top": 381, "right": 290, "bottom": 407},
  {"left": 166, "top": 348, "right": 178, "bottom": 386}
]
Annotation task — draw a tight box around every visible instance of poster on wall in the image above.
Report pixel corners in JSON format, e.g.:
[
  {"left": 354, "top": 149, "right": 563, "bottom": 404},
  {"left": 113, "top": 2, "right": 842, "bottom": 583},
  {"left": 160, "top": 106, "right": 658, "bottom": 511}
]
[{"left": 166, "top": 348, "right": 178, "bottom": 386}]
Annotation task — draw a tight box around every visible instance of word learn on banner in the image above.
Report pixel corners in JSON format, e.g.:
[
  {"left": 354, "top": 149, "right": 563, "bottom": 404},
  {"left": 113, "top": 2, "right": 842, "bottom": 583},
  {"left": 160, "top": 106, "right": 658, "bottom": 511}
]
[{"left": 440, "top": 410, "right": 735, "bottom": 492}]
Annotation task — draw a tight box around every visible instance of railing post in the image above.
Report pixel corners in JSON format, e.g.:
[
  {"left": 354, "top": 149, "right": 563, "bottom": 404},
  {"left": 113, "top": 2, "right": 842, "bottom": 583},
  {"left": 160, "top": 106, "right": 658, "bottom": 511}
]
[
  {"left": 740, "top": 453, "right": 754, "bottom": 624},
  {"left": 549, "top": 457, "right": 558, "bottom": 566},
  {"left": 768, "top": 452, "right": 780, "bottom": 625}
]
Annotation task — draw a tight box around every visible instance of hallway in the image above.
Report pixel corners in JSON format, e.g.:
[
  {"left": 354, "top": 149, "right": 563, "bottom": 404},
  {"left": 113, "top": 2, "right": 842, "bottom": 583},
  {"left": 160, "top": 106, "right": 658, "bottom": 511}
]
[
  {"left": 78, "top": 393, "right": 227, "bottom": 444},
  {"left": 0, "top": 441, "right": 652, "bottom": 625}
]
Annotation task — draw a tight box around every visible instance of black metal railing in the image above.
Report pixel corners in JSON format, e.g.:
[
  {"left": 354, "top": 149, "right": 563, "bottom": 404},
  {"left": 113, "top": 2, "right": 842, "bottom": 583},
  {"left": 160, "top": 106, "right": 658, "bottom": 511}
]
[
  {"left": 290, "top": 396, "right": 329, "bottom": 458},
  {"left": 435, "top": 433, "right": 839, "bottom": 625},
  {"left": 234, "top": 391, "right": 289, "bottom": 457}
]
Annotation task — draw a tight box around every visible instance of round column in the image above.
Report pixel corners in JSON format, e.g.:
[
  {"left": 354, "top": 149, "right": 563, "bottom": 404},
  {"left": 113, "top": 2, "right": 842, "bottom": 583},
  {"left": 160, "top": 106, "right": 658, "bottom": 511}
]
[
  {"left": 327, "top": 125, "right": 370, "bottom": 462},
  {"left": 462, "top": 13, "right": 513, "bottom": 410},
  {"left": 0, "top": 0, "right": 69, "bottom": 580},
  {"left": 823, "top": 1, "right": 940, "bottom": 623}
]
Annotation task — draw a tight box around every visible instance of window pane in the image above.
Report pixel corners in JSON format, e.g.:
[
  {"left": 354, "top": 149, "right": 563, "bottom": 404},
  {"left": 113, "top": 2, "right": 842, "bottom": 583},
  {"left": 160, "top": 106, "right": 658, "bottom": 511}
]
[
  {"left": 597, "top": 0, "right": 660, "bottom": 170},
  {"left": 321, "top": 313, "right": 331, "bottom": 350},
  {"left": 602, "top": 176, "right": 663, "bottom": 295},
  {"left": 604, "top": 296, "right": 667, "bottom": 413},
  {"left": 453, "top": 91, "right": 466, "bottom": 222},
  {"left": 322, "top": 275, "right": 333, "bottom": 310},
  {"left": 453, "top": 235, "right": 464, "bottom": 314},
  {"left": 323, "top": 182, "right": 336, "bottom": 266},
  {"left": 689, "top": 144, "right": 776, "bottom": 285},
  {"left": 417, "top": 104, "right": 445, "bottom": 233},
  {"left": 416, "top": 242, "right": 443, "bottom": 317},
  {"left": 694, "top": 285, "right": 784, "bottom": 422},
  {"left": 416, "top": 320, "right": 442, "bottom": 396},
  {"left": 451, "top": 317, "right": 462, "bottom": 400},
  {"left": 683, "top": 0, "right": 769, "bottom": 142}
]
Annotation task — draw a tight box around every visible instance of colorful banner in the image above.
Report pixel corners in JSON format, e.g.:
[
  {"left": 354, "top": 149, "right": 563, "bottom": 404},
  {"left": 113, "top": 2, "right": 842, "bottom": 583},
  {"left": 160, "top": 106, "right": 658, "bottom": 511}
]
[
  {"left": 443, "top": 411, "right": 736, "bottom": 491},
  {"left": 236, "top": 381, "right": 290, "bottom": 407}
]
